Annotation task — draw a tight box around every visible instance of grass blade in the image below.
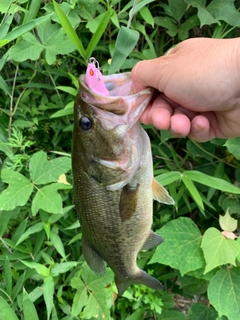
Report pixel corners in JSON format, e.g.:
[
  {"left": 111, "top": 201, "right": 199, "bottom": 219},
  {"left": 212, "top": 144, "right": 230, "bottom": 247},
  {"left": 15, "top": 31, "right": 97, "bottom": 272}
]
[
  {"left": 108, "top": 26, "right": 139, "bottom": 74},
  {"left": 182, "top": 174, "right": 204, "bottom": 210},
  {"left": 0, "top": 296, "right": 19, "bottom": 320},
  {"left": 53, "top": 0, "right": 87, "bottom": 62},
  {"left": 86, "top": 9, "right": 111, "bottom": 60},
  {"left": 23, "top": 289, "right": 39, "bottom": 320},
  {"left": 185, "top": 170, "right": 240, "bottom": 194}
]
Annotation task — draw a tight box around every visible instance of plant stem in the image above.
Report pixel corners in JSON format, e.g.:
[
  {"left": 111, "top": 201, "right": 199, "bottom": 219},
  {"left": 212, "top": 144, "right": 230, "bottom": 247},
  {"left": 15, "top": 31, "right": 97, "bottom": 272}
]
[{"left": 127, "top": 0, "right": 138, "bottom": 28}]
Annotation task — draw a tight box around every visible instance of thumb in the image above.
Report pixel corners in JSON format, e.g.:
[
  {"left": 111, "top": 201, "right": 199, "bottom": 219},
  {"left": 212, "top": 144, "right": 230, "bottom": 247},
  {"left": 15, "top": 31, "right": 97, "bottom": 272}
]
[{"left": 131, "top": 57, "right": 169, "bottom": 93}]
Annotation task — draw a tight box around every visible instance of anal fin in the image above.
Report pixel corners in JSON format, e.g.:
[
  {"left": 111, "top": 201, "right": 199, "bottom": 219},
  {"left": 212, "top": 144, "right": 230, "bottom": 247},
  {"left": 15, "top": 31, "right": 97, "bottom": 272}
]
[
  {"left": 141, "top": 230, "right": 164, "bottom": 251},
  {"left": 82, "top": 236, "right": 106, "bottom": 276},
  {"left": 152, "top": 178, "right": 175, "bottom": 204}
]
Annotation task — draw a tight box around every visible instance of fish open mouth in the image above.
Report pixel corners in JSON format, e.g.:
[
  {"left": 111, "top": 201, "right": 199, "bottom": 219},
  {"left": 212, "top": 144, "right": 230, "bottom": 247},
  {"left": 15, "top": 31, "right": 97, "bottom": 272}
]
[{"left": 79, "top": 73, "right": 154, "bottom": 118}]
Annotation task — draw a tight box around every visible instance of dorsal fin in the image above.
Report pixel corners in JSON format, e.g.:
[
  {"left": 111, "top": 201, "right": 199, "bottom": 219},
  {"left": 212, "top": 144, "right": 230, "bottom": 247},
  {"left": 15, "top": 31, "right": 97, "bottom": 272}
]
[{"left": 152, "top": 178, "right": 175, "bottom": 204}]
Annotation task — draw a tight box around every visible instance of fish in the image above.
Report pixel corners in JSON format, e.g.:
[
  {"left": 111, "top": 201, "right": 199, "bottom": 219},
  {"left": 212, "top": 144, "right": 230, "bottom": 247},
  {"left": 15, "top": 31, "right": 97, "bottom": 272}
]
[{"left": 72, "top": 70, "right": 174, "bottom": 296}]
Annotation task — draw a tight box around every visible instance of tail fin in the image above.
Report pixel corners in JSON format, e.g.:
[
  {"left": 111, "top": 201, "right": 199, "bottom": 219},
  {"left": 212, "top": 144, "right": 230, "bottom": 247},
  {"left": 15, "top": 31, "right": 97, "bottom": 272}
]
[{"left": 115, "top": 270, "right": 163, "bottom": 296}]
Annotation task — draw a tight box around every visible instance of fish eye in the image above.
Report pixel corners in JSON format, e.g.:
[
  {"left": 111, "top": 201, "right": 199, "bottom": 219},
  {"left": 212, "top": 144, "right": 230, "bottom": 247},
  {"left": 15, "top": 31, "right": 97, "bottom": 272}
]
[{"left": 79, "top": 116, "right": 92, "bottom": 131}]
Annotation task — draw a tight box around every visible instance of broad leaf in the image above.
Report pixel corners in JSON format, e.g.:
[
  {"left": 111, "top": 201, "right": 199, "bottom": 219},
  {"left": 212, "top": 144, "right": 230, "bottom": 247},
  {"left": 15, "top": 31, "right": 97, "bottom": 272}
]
[
  {"left": 183, "top": 0, "right": 218, "bottom": 26},
  {"left": 9, "top": 19, "right": 76, "bottom": 64},
  {"left": 188, "top": 302, "right": 218, "bottom": 320},
  {"left": 71, "top": 263, "right": 114, "bottom": 319},
  {"left": 208, "top": 267, "right": 240, "bottom": 320},
  {"left": 219, "top": 210, "right": 237, "bottom": 232},
  {"left": 0, "top": 169, "right": 33, "bottom": 211},
  {"left": 71, "top": 277, "right": 88, "bottom": 317},
  {"left": 149, "top": 217, "right": 205, "bottom": 276},
  {"left": 201, "top": 227, "right": 240, "bottom": 274},
  {"left": 29, "top": 151, "right": 71, "bottom": 185},
  {"left": 225, "top": 137, "right": 240, "bottom": 160},
  {"left": 31, "top": 183, "right": 64, "bottom": 216},
  {"left": 207, "top": 0, "right": 240, "bottom": 27},
  {"left": 160, "top": 310, "right": 186, "bottom": 320},
  {"left": 168, "top": 0, "right": 187, "bottom": 21},
  {"left": 78, "top": 0, "right": 98, "bottom": 20}
]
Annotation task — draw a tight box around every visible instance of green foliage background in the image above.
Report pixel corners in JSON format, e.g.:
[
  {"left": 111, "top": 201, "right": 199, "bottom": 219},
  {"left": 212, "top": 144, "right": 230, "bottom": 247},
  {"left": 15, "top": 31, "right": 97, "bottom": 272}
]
[{"left": 1, "top": 0, "right": 240, "bottom": 319}]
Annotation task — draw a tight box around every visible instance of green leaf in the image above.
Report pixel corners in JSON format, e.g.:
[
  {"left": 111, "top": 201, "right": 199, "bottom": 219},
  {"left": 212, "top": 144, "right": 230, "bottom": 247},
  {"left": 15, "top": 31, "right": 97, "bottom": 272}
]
[
  {"left": 201, "top": 227, "right": 240, "bottom": 274},
  {"left": 71, "top": 263, "right": 114, "bottom": 319},
  {"left": 149, "top": 217, "right": 205, "bottom": 276},
  {"left": 155, "top": 171, "right": 181, "bottom": 186},
  {"left": 225, "top": 137, "right": 240, "bottom": 160},
  {"left": 207, "top": 0, "right": 240, "bottom": 27},
  {"left": 108, "top": 26, "right": 139, "bottom": 74},
  {"left": 29, "top": 151, "right": 71, "bottom": 184},
  {"left": 125, "top": 309, "right": 146, "bottom": 320},
  {"left": 43, "top": 276, "right": 54, "bottom": 320},
  {"left": 8, "top": 32, "right": 42, "bottom": 61},
  {"left": 182, "top": 174, "right": 204, "bottom": 210},
  {"left": 78, "top": 0, "right": 98, "bottom": 20},
  {"left": 4, "top": 256, "right": 12, "bottom": 297},
  {"left": 0, "top": 169, "right": 33, "bottom": 211},
  {"left": 16, "top": 222, "right": 43, "bottom": 246},
  {"left": 0, "top": 75, "right": 11, "bottom": 96},
  {"left": 154, "top": 16, "right": 177, "bottom": 37},
  {"left": 183, "top": 0, "right": 219, "bottom": 27},
  {"left": 219, "top": 210, "right": 237, "bottom": 232},
  {"left": 168, "top": 0, "right": 187, "bottom": 21},
  {"left": 208, "top": 267, "right": 240, "bottom": 320},
  {"left": 53, "top": 0, "right": 87, "bottom": 61},
  {"left": 0, "top": 296, "right": 19, "bottom": 320},
  {"left": 139, "top": 7, "right": 154, "bottom": 27},
  {"left": 184, "top": 170, "right": 240, "bottom": 194},
  {"left": 9, "top": 20, "right": 76, "bottom": 64},
  {"left": 12, "top": 272, "right": 26, "bottom": 301},
  {"left": 0, "top": 0, "right": 25, "bottom": 14},
  {"left": 20, "top": 260, "right": 49, "bottom": 277},
  {"left": 37, "top": 19, "right": 76, "bottom": 64},
  {"left": 0, "top": 139, "right": 14, "bottom": 159},
  {"left": 31, "top": 183, "right": 63, "bottom": 216},
  {"left": 86, "top": 9, "right": 111, "bottom": 60},
  {"left": 0, "top": 211, "right": 12, "bottom": 237},
  {"left": 188, "top": 302, "right": 218, "bottom": 320},
  {"left": 71, "top": 277, "right": 88, "bottom": 317},
  {"left": 51, "top": 262, "right": 78, "bottom": 277},
  {"left": 23, "top": 289, "right": 39, "bottom": 320},
  {"left": 1, "top": 14, "right": 52, "bottom": 45},
  {"left": 49, "top": 230, "right": 66, "bottom": 259},
  {"left": 160, "top": 310, "right": 186, "bottom": 320}
]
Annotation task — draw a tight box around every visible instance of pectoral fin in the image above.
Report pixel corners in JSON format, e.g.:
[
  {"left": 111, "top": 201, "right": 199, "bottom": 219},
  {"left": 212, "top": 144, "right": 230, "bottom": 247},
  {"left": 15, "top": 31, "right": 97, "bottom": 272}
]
[
  {"left": 141, "top": 230, "right": 164, "bottom": 251},
  {"left": 82, "top": 236, "right": 106, "bottom": 276},
  {"left": 152, "top": 178, "right": 175, "bottom": 204},
  {"left": 119, "top": 183, "right": 139, "bottom": 221}
]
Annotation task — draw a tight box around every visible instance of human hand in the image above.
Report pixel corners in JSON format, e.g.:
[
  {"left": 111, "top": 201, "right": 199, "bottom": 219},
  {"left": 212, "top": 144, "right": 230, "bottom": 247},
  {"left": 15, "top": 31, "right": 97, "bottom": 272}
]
[{"left": 131, "top": 37, "right": 240, "bottom": 141}]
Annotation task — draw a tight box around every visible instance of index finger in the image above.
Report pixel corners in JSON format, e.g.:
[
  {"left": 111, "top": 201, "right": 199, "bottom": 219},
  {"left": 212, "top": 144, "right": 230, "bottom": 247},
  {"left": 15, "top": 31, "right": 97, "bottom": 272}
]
[{"left": 131, "top": 57, "right": 170, "bottom": 93}]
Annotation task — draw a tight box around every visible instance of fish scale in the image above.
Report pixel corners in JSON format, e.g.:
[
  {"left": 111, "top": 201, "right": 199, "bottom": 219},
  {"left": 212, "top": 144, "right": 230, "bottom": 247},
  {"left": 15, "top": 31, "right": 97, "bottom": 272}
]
[{"left": 72, "top": 67, "right": 174, "bottom": 295}]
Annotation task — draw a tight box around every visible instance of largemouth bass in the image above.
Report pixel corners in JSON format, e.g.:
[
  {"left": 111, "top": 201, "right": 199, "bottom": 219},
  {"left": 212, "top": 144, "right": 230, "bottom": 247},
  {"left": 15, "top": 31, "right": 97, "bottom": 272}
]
[{"left": 72, "top": 66, "right": 174, "bottom": 296}]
